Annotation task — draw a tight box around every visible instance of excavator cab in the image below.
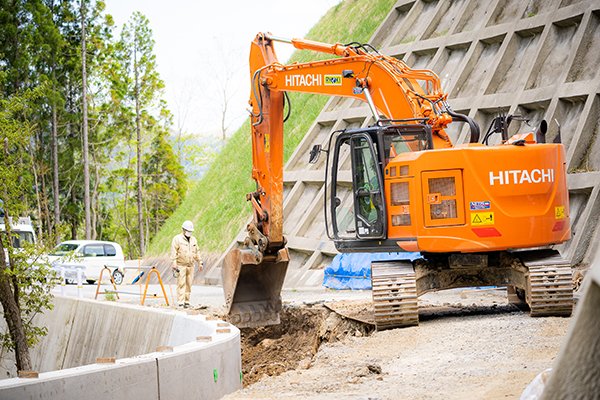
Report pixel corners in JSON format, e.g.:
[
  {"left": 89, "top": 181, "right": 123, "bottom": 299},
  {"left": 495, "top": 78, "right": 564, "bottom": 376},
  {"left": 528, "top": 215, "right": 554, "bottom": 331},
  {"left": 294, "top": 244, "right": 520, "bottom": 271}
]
[{"left": 326, "top": 123, "right": 433, "bottom": 251}]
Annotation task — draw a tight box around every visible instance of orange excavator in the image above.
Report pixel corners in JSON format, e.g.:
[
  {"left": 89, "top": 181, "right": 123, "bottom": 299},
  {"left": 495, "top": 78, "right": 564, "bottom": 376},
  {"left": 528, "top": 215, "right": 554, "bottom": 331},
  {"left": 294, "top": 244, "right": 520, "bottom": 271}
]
[{"left": 222, "top": 33, "right": 572, "bottom": 329}]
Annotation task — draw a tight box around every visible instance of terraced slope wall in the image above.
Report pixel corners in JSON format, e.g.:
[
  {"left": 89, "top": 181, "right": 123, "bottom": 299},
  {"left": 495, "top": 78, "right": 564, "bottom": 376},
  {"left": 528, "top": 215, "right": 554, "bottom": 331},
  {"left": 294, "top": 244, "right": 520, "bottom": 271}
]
[{"left": 209, "top": 0, "right": 600, "bottom": 287}]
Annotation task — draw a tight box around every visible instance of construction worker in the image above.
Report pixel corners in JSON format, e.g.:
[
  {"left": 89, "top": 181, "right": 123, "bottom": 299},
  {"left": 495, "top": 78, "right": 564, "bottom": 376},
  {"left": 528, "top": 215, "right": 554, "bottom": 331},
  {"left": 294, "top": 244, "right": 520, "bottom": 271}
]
[{"left": 170, "top": 220, "right": 203, "bottom": 307}]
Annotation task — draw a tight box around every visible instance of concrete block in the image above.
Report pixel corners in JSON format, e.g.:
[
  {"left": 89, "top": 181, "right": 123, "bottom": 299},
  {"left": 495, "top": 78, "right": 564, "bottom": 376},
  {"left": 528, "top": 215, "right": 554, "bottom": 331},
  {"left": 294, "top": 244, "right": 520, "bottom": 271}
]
[
  {"left": 167, "top": 313, "right": 213, "bottom": 346},
  {"left": 60, "top": 299, "right": 173, "bottom": 369},
  {"left": 157, "top": 335, "right": 242, "bottom": 400},
  {"left": 0, "top": 298, "right": 242, "bottom": 400},
  {"left": 0, "top": 358, "right": 159, "bottom": 400},
  {"left": 31, "top": 296, "right": 78, "bottom": 373}
]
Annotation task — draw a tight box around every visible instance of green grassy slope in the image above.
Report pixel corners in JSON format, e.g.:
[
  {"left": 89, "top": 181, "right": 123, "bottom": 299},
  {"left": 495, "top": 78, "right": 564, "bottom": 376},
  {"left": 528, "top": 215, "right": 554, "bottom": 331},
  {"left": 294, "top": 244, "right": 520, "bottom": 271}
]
[{"left": 148, "top": 0, "right": 396, "bottom": 255}]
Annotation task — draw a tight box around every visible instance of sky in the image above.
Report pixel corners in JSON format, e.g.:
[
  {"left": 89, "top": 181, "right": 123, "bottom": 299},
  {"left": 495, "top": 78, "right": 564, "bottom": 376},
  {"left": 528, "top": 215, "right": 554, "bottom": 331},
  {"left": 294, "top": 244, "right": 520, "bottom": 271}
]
[{"left": 104, "top": 0, "right": 341, "bottom": 138}]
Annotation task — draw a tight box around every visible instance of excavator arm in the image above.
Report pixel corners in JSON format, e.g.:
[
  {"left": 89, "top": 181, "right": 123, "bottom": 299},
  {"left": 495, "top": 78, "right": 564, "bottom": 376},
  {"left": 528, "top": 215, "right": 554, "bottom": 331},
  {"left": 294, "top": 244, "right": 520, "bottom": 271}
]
[
  {"left": 222, "top": 33, "right": 478, "bottom": 328},
  {"left": 246, "top": 33, "right": 469, "bottom": 250}
]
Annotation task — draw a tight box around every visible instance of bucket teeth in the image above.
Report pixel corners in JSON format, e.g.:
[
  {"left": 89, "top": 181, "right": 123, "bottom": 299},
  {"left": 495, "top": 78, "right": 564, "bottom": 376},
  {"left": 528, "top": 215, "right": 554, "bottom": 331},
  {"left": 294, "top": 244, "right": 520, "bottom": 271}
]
[{"left": 222, "top": 247, "right": 289, "bottom": 329}]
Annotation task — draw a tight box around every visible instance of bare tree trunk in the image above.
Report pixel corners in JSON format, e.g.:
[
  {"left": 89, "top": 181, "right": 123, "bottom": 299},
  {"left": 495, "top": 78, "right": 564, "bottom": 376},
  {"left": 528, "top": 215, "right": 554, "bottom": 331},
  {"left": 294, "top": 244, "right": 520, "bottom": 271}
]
[
  {"left": 0, "top": 238, "right": 31, "bottom": 372},
  {"left": 52, "top": 100, "right": 60, "bottom": 244},
  {"left": 81, "top": 0, "right": 91, "bottom": 239},
  {"left": 90, "top": 149, "right": 100, "bottom": 240},
  {"left": 123, "top": 146, "right": 135, "bottom": 258},
  {"left": 221, "top": 85, "right": 228, "bottom": 141},
  {"left": 70, "top": 189, "right": 78, "bottom": 240},
  {"left": 50, "top": 0, "right": 61, "bottom": 246},
  {"left": 134, "top": 46, "right": 144, "bottom": 257},
  {"left": 30, "top": 146, "right": 44, "bottom": 241},
  {"left": 0, "top": 141, "right": 31, "bottom": 372},
  {"left": 39, "top": 146, "right": 51, "bottom": 240}
]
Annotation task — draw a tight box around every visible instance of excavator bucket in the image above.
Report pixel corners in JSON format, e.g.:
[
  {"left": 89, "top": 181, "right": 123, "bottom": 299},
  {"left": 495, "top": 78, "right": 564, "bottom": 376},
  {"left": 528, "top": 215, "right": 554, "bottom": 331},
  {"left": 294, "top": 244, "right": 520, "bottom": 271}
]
[{"left": 222, "top": 247, "right": 289, "bottom": 328}]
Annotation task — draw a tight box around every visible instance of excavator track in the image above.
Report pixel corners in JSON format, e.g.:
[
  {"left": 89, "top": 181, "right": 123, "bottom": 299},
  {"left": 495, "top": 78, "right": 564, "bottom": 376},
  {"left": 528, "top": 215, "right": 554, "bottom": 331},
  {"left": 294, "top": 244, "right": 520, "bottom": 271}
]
[
  {"left": 526, "top": 264, "right": 573, "bottom": 317},
  {"left": 371, "top": 261, "right": 418, "bottom": 330}
]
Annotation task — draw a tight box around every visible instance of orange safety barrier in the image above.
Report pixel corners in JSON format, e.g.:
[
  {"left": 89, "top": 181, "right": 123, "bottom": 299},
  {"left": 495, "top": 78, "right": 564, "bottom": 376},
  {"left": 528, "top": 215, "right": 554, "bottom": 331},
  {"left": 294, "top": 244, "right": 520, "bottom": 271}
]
[
  {"left": 95, "top": 266, "right": 120, "bottom": 300},
  {"left": 95, "top": 266, "right": 170, "bottom": 306}
]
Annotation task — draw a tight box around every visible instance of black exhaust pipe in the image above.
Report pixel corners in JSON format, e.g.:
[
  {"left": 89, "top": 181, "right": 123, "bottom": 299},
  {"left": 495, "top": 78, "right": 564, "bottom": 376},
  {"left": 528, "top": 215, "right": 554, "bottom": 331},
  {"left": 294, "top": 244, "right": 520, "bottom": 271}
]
[{"left": 535, "top": 120, "right": 548, "bottom": 143}]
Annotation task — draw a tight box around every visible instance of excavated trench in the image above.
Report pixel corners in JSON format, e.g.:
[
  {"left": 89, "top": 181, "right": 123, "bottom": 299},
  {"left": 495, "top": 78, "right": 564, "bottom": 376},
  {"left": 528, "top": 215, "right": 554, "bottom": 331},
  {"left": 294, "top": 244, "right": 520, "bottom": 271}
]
[
  {"left": 239, "top": 304, "right": 373, "bottom": 386},
  {"left": 237, "top": 298, "right": 522, "bottom": 386}
]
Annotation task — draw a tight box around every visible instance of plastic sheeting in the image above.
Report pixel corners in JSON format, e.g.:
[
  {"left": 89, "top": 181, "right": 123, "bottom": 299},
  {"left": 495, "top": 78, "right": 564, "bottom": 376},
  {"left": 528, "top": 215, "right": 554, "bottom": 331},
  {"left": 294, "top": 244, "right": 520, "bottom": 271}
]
[{"left": 323, "top": 252, "right": 421, "bottom": 290}]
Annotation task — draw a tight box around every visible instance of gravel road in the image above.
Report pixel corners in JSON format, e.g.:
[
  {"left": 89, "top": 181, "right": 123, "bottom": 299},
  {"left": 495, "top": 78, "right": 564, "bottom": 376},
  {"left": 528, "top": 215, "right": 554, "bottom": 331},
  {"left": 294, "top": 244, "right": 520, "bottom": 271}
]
[{"left": 226, "top": 288, "right": 571, "bottom": 400}]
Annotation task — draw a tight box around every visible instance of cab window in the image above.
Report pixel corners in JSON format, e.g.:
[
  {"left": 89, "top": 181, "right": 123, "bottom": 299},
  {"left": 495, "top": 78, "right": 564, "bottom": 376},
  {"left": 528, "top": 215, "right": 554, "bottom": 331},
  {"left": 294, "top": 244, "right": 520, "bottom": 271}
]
[
  {"left": 50, "top": 243, "right": 79, "bottom": 256},
  {"left": 83, "top": 244, "right": 105, "bottom": 257},
  {"left": 104, "top": 244, "right": 116, "bottom": 257},
  {"left": 10, "top": 231, "right": 34, "bottom": 248}
]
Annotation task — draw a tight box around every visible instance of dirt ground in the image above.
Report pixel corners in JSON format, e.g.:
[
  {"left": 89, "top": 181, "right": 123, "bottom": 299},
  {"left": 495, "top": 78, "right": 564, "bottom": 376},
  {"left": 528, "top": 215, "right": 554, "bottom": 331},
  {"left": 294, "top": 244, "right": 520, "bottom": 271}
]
[
  {"left": 224, "top": 288, "right": 572, "bottom": 400},
  {"left": 238, "top": 305, "right": 373, "bottom": 386}
]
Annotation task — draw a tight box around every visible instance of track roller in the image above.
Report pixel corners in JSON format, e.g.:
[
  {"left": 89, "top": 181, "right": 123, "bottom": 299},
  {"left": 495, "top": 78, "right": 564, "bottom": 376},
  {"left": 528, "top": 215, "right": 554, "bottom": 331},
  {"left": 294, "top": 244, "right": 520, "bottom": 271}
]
[{"left": 371, "top": 261, "right": 418, "bottom": 330}]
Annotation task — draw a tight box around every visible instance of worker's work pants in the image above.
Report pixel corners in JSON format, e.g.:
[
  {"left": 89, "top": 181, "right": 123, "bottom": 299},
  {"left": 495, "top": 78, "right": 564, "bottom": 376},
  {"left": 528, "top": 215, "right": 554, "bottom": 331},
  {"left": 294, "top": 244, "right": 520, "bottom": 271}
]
[{"left": 176, "top": 265, "right": 194, "bottom": 304}]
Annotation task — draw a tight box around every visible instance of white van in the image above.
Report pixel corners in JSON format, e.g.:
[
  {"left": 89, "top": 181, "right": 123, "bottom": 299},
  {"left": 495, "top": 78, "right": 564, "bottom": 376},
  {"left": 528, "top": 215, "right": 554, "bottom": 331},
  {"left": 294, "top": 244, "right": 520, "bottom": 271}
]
[
  {"left": 0, "top": 216, "right": 37, "bottom": 248},
  {"left": 1, "top": 216, "right": 38, "bottom": 267},
  {"left": 48, "top": 240, "right": 126, "bottom": 284}
]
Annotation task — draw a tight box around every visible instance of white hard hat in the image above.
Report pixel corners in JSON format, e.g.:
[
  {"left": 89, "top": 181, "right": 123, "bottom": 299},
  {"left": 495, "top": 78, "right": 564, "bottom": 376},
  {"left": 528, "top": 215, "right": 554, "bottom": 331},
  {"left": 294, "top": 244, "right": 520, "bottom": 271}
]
[{"left": 182, "top": 220, "right": 194, "bottom": 232}]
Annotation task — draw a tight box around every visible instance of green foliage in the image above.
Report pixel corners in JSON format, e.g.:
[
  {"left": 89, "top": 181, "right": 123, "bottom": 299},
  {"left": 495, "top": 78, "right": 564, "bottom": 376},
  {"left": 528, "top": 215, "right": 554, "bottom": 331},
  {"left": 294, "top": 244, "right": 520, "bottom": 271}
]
[
  {"left": 93, "top": 10, "right": 183, "bottom": 257},
  {"left": 0, "top": 86, "right": 56, "bottom": 355},
  {"left": 0, "top": 1, "right": 190, "bottom": 364},
  {"left": 0, "top": 242, "right": 57, "bottom": 350},
  {"left": 143, "top": 126, "right": 187, "bottom": 237},
  {"left": 104, "top": 292, "right": 116, "bottom": 301},
  {"left": 148, "top": 0, "right": 397, "bottom": 254},
  {"left": 0, "top": 85, "right": 42, "bottom": 213},
  {"left": 174, "top": 133, "right": 220, "bottom": 180}
]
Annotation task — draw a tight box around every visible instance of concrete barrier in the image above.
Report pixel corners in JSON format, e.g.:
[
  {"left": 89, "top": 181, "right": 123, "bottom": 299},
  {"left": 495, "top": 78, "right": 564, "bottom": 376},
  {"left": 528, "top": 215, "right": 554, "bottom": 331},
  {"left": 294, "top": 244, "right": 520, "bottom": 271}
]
[{"left": 0, "top": 296, "right": 242, "bottom": 399}]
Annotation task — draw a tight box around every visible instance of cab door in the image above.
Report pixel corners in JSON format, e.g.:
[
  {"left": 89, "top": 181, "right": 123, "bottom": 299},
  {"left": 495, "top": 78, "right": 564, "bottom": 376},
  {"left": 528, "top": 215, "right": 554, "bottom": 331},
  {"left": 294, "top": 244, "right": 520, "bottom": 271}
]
[
  {"left": 350, "top": 134, "right": 386, "bottom": 238},
  {"left": 82, "top": 243, "right": 106, "bottom": 281},
  {"left": 328, "top": 130, "right": 386, "bottom": 240}
]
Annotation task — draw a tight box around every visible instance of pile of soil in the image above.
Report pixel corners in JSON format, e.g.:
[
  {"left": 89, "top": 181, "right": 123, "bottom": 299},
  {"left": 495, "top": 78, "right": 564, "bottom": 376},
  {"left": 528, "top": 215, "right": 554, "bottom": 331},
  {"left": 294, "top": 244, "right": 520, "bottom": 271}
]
[{"left": 239, "top": 304, "right": 373, "bottom": 386}]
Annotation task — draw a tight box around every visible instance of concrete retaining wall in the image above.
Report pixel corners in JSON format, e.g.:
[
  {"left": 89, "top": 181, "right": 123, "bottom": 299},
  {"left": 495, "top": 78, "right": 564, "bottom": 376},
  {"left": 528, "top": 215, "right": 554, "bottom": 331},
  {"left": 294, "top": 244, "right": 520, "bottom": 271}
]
[{"left": 0, "top": 296, "right": 242, "bottom": 399}]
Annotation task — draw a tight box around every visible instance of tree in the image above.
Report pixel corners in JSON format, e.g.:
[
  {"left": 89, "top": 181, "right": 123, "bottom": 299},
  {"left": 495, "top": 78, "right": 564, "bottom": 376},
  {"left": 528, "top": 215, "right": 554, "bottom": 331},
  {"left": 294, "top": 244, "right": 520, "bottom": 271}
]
[
  {"left": 143, "top": 122, "right": 186, "bottom": 236},
  {"left": 118, "top": 12, "right": 165, "bottom": 257},
  {"left": 0, "top": 2, "right": 185, "bottom": 260},
  {"left": 81, "top": 0, "right": 91, "bottom": 239},
  {"left": 0, "top": 87, "right": 55, "bottom": 374},
  {"left": 205, "top": 41, "right": 240, "bottom": 142}
]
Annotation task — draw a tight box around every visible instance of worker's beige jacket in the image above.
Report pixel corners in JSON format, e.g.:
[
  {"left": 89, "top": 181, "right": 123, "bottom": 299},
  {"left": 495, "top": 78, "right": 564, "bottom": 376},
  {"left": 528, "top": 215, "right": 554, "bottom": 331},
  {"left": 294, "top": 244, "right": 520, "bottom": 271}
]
[{"left": 170, "top": 233, "right": 201, "bottom": 267}]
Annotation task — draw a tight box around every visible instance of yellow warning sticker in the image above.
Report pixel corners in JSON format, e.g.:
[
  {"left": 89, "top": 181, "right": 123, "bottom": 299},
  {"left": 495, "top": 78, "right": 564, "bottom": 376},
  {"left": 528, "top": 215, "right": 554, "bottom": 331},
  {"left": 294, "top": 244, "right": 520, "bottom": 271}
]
[
  {"left": 470, "top": 212, "right": 494, "bottom": 226},
  {"left": 264, "top": 133, "right": 270, "bottom": 153},
  {"left": 555, "top": 206, "right": 565, "bottom": 219}
]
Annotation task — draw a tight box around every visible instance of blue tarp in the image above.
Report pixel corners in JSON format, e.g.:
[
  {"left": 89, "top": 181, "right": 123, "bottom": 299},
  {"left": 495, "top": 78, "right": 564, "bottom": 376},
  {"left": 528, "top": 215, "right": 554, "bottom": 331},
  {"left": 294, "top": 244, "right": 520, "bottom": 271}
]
[{"left": 323, "top": 252, "right": 421, "bottom": 290}]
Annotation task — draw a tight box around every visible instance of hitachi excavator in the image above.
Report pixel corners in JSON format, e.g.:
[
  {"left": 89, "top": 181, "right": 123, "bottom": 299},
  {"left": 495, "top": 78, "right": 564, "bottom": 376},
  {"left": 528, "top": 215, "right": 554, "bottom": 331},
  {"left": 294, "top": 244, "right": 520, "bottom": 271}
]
[{"left": 222, "top": 33, "right": 573, "bottom": 329}]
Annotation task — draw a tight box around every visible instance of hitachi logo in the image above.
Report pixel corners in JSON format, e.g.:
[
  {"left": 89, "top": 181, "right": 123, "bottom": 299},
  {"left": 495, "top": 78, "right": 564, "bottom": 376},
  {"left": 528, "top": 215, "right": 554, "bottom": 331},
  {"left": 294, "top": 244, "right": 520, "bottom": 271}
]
[
  {"left": 285, "top": 74, "right": 322, "bottom": 87},
  {"left": 489, "top": 169, "right": 555, "bottom": 186}
]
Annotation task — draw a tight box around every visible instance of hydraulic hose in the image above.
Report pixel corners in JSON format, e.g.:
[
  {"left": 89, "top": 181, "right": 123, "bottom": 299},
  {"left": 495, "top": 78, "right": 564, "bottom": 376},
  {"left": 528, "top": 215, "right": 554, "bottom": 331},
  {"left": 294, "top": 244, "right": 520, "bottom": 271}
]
[{"left": 445, "top": 108, "right": 480, "bottom": 143}]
